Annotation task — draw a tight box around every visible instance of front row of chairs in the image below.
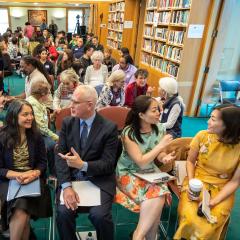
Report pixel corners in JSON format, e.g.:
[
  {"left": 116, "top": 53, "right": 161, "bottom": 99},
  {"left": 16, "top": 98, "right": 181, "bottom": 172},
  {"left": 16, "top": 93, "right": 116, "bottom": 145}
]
[{"left": 31, "top": 107, "right": 230, "bottom": 239}]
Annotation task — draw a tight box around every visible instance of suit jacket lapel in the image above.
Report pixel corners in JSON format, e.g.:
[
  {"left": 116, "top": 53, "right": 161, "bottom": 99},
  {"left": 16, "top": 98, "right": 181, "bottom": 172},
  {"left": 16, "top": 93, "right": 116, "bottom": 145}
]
[
  {"left": 72, "top": 117, "right": 81, "bottom": 154},
  {"left": 82, "top": 114, "right": 103, "bottom": 158}
]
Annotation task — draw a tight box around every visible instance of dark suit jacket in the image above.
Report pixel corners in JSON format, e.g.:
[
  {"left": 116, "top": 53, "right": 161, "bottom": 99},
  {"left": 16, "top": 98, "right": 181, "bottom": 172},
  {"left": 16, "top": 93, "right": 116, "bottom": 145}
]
[
  {"left": 55, "top": 113, "right": 118, "bottom": 196},
  {"left": 0, "top": 132, "right": 47, "bottom": 181}
]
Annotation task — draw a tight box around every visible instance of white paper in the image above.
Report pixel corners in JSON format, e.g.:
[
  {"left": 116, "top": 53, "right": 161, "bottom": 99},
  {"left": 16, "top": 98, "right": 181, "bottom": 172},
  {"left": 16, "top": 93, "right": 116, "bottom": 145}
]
[
  {"left": 60, "top": 181, "right": 101, "bottom": 206},
  {"left": 124, "top": 21, "right": 133, "bottom": 29},
  {"left": 133, "top": 172, "right": 175, "bottom": 183},
  {"left": 175, "top": 161, "right": 187, "bottom": 186},
  {"left": 187, "top": 24, "right": 205, "bottom": 38},
  {"left": 202, "top": 189, "right": 211, "bottom": 220}
]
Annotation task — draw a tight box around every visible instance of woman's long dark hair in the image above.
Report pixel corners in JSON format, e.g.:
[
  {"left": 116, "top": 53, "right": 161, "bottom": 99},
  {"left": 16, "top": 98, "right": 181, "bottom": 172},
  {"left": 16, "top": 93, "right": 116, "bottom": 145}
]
[
  {"left": 21, "top": 55, "right": 52, "bottom": 88},
  {"left": 214, "top": 104, "right": 240, "bottom": 145},
  {"left": 0, "top": 100, "right": 39, "bottom": 148},
  {"left": 125, "top": 95, "right": 159, "bottom": 144},
  {"left": 61, "top": 49, "right": 74, "bottom": 71}
]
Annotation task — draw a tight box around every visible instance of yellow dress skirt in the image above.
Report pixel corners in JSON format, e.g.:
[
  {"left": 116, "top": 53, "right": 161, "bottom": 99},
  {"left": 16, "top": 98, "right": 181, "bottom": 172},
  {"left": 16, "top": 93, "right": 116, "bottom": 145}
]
[{"left": 174, "top": 174, "right": 235, "bottom": 240}]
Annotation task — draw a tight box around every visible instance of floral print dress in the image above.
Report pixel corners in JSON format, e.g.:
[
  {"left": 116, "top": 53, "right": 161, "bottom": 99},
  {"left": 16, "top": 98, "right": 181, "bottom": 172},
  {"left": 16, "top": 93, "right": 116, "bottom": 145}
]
[{"left": 115, "top": 123, "right": 170, "bottom": 212}]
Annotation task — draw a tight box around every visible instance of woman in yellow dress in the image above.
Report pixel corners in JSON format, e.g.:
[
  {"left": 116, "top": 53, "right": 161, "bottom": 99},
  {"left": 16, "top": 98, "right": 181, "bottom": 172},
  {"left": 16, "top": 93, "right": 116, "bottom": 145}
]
[{"left": 174, "top": 104, "right": 240, "bottom": 240}]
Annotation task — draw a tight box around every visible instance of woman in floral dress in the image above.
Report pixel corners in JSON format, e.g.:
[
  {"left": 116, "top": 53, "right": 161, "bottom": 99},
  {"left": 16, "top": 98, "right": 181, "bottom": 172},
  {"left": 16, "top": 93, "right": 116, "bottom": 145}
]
[{"left": 115, "top": 95, "right": 175, "bottom": 240}]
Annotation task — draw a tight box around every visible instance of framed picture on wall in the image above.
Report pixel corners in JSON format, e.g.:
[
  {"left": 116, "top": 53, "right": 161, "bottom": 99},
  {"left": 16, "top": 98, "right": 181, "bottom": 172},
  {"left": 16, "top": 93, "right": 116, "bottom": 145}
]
[{"left": 28, "top": 10, "right": 47, "bottom": 26}]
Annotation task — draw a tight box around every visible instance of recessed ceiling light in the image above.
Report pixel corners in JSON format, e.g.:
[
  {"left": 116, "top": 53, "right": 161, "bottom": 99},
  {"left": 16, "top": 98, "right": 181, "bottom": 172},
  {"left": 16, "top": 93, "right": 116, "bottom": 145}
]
[
  {"left": 75, "top": 4, "right": 79, "bottom": 6},
  {"left": 33, "top": 2, "right": 39, "bottom": 5}
]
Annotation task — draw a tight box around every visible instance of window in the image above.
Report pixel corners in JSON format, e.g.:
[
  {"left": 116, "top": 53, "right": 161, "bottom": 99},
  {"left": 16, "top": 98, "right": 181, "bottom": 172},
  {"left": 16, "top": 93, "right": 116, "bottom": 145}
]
[
  {"left": 68, "top": 10, "right": 83, "bottom": 33},
  {"left": 0, "top": 8, "right": 9, "bottom": 34}
]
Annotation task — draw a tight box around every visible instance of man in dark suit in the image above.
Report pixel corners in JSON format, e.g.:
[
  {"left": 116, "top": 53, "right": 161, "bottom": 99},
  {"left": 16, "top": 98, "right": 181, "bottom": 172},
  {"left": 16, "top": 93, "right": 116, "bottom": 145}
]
[{"left": 55, "top": 85, "right": 118, "bottom": 240}]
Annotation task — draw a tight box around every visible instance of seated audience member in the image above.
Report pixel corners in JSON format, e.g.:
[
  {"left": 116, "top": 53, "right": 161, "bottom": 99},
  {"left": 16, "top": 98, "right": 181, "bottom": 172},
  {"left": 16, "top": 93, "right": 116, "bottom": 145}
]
[
  {"left": 158, "top": 77, "right": 184, "bottom": 138},
  {"left": 11, "top": 56, "right": 53, "bottom": 109},
  {"left": 115, "top": 95, "right": 174, "bottom": 240},
  {"left": 7, "top": 36, "right": 19, "bottom": 60},
  {"left": 44, "top": 37, "right": 58, "bottom": 62},
  {"left": 96, "top": 69, "right": 125, "bottom": 109},
  {"left": 92, "top": 36, "right": 104, "bottom": 52},
  {"left": 85, "top": 32, "right": 94, "bottom": 45},
  {"left": 84, "top": 51, "right": 108, "bottom": 96},
  {"left": 69, "top": 34, "right": 79, "bottom": 49},
  {"left": 56, "top": 49, "right": 74, "bottom": 76},
  {"left": 0, "top": 100, "right": 52, "bottom": 238},
  {"left": 26, "top": 81, "right": 59, "bottom": 174},
  {"left": 72, "top": 37, "right": 84, "bottom": 59},
  {"left": 23, "top": 22, "right": 34, "bottom": 41},
  {"left": 125, "top": 69, "right": 154, "bottom": 108},
  {"left": 79, "top": 44, "right": 94, "bottom": 82},
  {"left": 55, "top": 85, "right": 118, "bottom": 240},
  {"left": 38, "top": 47, "right": 55, "bottom": 89},
  {"left": 103, "top": 48, "right": 117, "bottom": 75},
  {"left": 18, "top": 32, "right": 29, "bottom": 56},
  {"left": 174, "top": 104, "right": 240, "bottom": 240},
  {"left": 53, "top": 68, "right": 81, "bottom": 112},
  {"left": 112, "top": 54, "right": 137, "bottom": 88},
  {"left": 119, "top": 47, "right": 134, "bottom": 65},
  {"left": 71, "top": 60, "right": 84, "bottom": 80}
]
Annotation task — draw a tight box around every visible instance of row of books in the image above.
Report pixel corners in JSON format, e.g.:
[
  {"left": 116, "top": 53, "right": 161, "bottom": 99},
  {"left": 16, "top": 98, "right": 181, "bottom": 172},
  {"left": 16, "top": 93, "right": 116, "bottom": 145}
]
[
  {"left": 108, "top": 12, "right": 124, "bottom": 23},
  {"left": 107, "top": 39, "right": 122, "bottom": 49},
  {"left": 108, "top": 22, "right": 123, "bottom": 31},
  {"left": 165, "top": 46, "right": 182, "bottom": 61},
  {"left": 108, "top": 31, "right": 123, "bottom": 42},
  {"left": 147, "top": 0, "right": 157, "bottom": 8},
  {"left": 144, "top": 26, "right": 155, "bottom": 37},
  {"left": 143, "top": 40, "right": 182, "bottom": 62},
  {"left": 145, "top": 11, "right": 154, "bottom": 23},
  {"left": 143, "top": 29, "right": 184, "bottom": 44},
  {"left": 173, "top": 0, "right": 191, "bottom": 8},
  {"left": 158, "top": 11, "right": 171, "bottom": 24},
  {"left": 155, "top": 27, "right": 168, "bottom": 39},
  {"left": 109, "top": 2, "right": 125, "bottom": 12},
  {"left": 159, "top": 0, "right": 173, "bottom": 8},
  {"left": 150, "top": 56, "right": 179, "bottom": 77},
  {"left": 143, "top": 39, "right": 152, "bottom": 52},
  {"left": 153, "top": 41, "right": 166, "bottom": 56},
  {"left": 171, "top": 10, "right": 189, "bottom": 24},
  {"left": 168, "top": 30, "right": 184, "bottom": 45},
  {"left": 159, "top": 0, "right": 191, "bottom": 8}
]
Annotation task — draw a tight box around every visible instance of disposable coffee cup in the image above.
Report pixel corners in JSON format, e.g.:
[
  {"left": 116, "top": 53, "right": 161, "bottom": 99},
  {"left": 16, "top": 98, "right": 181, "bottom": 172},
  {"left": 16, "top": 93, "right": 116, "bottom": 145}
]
[{"left": 189, "top": 178, "right": 203, "bottom": 197}]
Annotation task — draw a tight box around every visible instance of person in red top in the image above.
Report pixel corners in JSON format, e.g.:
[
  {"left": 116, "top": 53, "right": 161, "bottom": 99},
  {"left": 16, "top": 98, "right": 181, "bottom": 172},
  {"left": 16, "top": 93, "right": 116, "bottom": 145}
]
[
  {"left": 23, "top": 22, "right": 34, "bottom": 40},
  {"left": 125, "top": 69, "right": 155, "bottom": 108},
  {"left": 44, "top": 38, "right": 58, "bottom": 62}
]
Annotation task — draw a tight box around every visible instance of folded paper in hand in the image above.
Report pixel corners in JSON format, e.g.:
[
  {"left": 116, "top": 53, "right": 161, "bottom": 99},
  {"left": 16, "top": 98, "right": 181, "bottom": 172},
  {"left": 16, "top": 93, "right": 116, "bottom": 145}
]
[
  {"left": 7, "top": 178, "right": 41, "bottom": 201},
  {"left": 133, "top": 171, "right": 175, "bottom": 183},
  {"left": 60, "top": 181, "right": 101, "bottom": 206},
  {"left": 202, "top": 189, "right": 217, "bottom": 224}
]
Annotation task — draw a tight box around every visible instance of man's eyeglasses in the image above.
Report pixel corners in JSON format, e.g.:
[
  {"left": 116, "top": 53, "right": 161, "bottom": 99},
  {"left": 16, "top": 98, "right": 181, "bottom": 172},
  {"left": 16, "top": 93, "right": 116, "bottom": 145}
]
[{"left": 70, "top": 99, "right": 92, "bottom": 105}]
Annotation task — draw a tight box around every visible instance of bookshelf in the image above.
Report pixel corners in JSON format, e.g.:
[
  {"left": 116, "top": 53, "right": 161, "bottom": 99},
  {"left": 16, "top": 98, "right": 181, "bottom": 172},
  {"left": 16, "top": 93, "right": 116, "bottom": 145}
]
[
  {"left": 137, "top": 0, "right": 212, "bottom": 114},
  {"left": 107, "top": 1, "right": 125, "bottom": 50},
  {"left": 141, "top": 0, "right": 191, "bottom": 79}
]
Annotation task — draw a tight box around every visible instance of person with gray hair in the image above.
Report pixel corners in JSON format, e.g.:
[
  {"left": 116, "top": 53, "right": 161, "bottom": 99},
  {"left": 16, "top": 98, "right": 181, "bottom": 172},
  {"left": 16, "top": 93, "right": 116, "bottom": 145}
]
[
  {"left": 96, "top": 69, "right": 125, "bottom": 109},
  {"left": 55, "top": 84, "right": 118, "bottom": 240},
  {"left": 158, "top": 77, "right": 185, "bottom": 138},
  {"left": 84, "top": 51, "right": 108, "bottom": 96},
  {"left": 53, "top": 68, "right": 81, "bottom": 112}
]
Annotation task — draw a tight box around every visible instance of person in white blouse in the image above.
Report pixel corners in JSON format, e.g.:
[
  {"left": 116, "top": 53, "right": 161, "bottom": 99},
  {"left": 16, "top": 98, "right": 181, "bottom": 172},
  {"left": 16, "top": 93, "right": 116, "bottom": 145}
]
[
  {"left": 158, "top": 77, "right": 185, "bottom": 138},
  {"left": 84, "top": 51, "right": 108, "bottom": 96}
]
